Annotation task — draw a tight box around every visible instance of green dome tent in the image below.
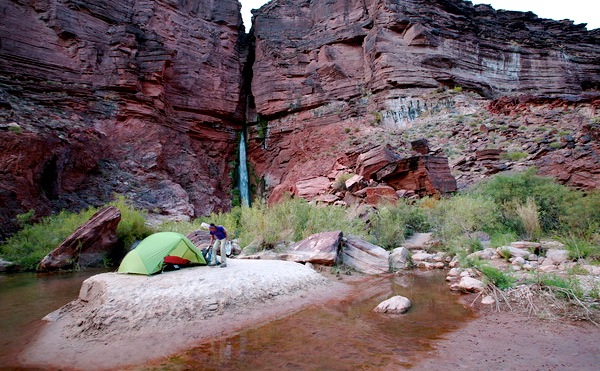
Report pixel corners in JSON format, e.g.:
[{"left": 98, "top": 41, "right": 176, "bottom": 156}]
[{"left": 118, "top": 232, "right": 206, "bottom": 275}]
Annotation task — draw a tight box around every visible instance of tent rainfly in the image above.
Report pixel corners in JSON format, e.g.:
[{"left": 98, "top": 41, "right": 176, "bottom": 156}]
[{"left": 118, "top": 232, "right": 206, "bottom": 275}]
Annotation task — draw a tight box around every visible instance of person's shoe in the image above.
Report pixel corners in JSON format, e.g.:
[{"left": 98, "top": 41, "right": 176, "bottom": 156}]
[
  {"left": 220, "top": 264, "right": 227, "bottom": 268},
  {"left": 207, "top": 263, "right": 217, "bottom": 267}
]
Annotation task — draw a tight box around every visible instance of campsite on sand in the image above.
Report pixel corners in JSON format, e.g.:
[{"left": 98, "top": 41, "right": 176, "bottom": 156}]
[{"left": 20, "top": 259, "right": 350, "bottom": 370}]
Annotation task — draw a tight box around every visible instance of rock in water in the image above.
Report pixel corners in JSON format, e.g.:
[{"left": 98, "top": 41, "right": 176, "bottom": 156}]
[{"left": 374, "top": 295, "right": 412, "bottom": 314}]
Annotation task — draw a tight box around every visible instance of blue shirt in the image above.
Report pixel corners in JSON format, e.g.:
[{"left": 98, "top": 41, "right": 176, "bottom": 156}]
[{"left": 210, "top": 226, "right": 227, "bottom": 240}]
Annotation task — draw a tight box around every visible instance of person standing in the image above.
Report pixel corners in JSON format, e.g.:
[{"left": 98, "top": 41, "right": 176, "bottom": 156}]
[{"left": 208, "top": 223, "right": 228, "bottom": 268}]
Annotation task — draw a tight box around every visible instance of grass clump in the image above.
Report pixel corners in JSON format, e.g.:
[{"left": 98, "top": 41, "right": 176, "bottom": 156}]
[
  {"left": 470, "top": 259, "right": 515, "bottom": 290},
  {"left": 426, "top": 194, "right": 499, "bottom": 254},
  {"left": 532, "top": 273, "right": 584, "bottom": 299},
  {"left": 500, "top": 151, "right": 528, "bottom": 161}
]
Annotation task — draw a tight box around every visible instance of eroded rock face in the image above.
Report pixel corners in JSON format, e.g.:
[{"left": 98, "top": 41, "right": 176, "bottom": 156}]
[
  {"left": 0, "top": 0, "right": 247, "bottom": 238},
  {"left": 248, "top": 0, "right": 600, "bottom": 201},
  {"left": 252, "top": 0, "right": 598, "bottom": 115}
]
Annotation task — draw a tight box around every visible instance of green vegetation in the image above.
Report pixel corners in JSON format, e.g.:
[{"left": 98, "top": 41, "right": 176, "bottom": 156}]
[
  {"left": 530, "top": 273, "right": 584, "bottom": 299},
  {"left": 471, "top": 259, "right": 515, "bottom": 290},
  {"left": 2, "top": 170, "right": 599, "bottom": 272},
  {"left": 0, "top": 196, "right": 152, "bottom": 270},
  {"left": 369, "top": 201, "right": 428, "bottom": 249},
  {"left": 332, "top": 172, "right": 355, "bottom": 192},
  {"left": 500, "top": 151, "right": 528, "bottom": 161}
]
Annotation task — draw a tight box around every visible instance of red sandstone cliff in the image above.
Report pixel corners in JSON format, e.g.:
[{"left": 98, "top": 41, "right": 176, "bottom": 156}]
[
  {"left": 1, "top": 0, "right": 599, "bottom": 239},
  {"left": 0, "top": 0, "right": 247, "bottom": 238}
]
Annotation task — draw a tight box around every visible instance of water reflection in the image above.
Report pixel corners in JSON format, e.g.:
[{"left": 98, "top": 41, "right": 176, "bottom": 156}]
[
  {"left": 150, "top": 271, "right": 473, "bottom": 370},
  {"left": 0, "top": 269, "right": 110, "bottom": 367}
]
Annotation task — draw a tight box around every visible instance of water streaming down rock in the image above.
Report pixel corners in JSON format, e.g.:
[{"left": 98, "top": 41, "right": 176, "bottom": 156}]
[{"left": 239, "top": 131, "right": 250, "bottom": 207}]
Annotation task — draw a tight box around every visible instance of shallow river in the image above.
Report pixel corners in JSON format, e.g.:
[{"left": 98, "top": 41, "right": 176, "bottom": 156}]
[
  {"left": 131, "top": 270, "right": 475, "bottom": 370},
  {"left": 0, "top": 269, "right": 474, "bottom": 370}
]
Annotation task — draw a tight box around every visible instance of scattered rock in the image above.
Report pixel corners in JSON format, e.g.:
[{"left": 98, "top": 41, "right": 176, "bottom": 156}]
[
  {"left": 374, "top": 295, "right": 412, "bottom": 314},
  {"left": 390, "top": 247, "right": 411, "bottom": 270}
]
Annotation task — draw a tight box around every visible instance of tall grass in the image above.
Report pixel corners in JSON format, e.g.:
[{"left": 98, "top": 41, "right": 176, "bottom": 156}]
[
  {"left": 369, "top": 201, "right": 428, "bottom": 248},
  {"left": 515, "top": 197, "right": 542, "bottom": 241},
  {"left": 426, "top": 194, "right": 500, "bottom": 248}
]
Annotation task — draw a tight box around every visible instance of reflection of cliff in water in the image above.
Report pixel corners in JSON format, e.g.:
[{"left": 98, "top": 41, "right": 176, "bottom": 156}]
[{"left": 161, "top": 271, "right": 474, "bottom": 369}]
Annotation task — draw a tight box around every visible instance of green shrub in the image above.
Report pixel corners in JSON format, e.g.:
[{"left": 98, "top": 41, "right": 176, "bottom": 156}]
[
  {"left": 500, "top": 151, "right": 528, "bottom": 161},
  {"left": 109, "top": 196, "right": 153, "bottom": 249},
  {"left": 471, "top": 260, "right": 515, "bottom": 290},
  {"left": 561, "top": 236, "right": 600, "bottom": 261},
  {"left": 474, "top": 169, "right": 573, "bottom": 233},
  {"left": 427, "top": 194, "right": 500, "bottom": 247},
  {"left": 560, "top": 190, "right": 600, "bottom": 239},
  {"left": 489, "top": 230, "right": 520, "bottom": 248},
  {"left": 369, "top": 201, "right": 428, "bottom": 249}
]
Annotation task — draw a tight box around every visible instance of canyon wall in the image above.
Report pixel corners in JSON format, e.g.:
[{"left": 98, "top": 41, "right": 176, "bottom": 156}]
[
  {"left": 248, "top": 0, "right": 599, "bottom": 201},
  {"left": 1, "top": 0, "right": 599, "bottom": 239},
  {"left": 0, "top": 0, "right": 247, "bottom": 238}
]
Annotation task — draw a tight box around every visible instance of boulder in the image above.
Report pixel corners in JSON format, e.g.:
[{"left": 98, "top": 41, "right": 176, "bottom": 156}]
[
  {"left": 481, "top": 295, "right": 496, "bottom": 305},
  {"left": 541, "top": 249, "right": 571, "bottom": 266},
  {"left": 390, "top": 247, "right": 411, "bottom": 270},
  {"left": 373, "top": 295, "right": 412, "bottom": 314},
  {"left": 0, "top": 258, "right": 18, "bottom": 272},
  {"left": 283, "top": 230, "right": 343, "bottom": 266},
  {"left": 467, "top": 247, "right": 496, "bottom": 260},
  {"left": 364, "top": 185, "right": 399, "bottom": 205},
  {"left": 411, "top": 139, "right": 430, "bottom": 155},
  {"left": 344, "top": 174, "right": 365, "bottom": 193},
  {"left": 356, "top": 146, "right": 399, "bottom": 180},
  {"left": 497, "top": 246, "right": 530, "bottom": 259},
  {"left": 381, "top": 156, "right": 457, "bottom": 196},
  {"left": 402, "top": 232, "right": 437, "bottom": 250},
  {"left": 451, "top": 276, "right": 485, "bottom": 293},
  {"left": 341, "top": 235, "right": 389, "bottom": 274},
  {"left": 295, "top": 177, "right": 332, "bottom": 199},
  {"left": 37, "top": 206, "right": 121, "bottom": 272}
]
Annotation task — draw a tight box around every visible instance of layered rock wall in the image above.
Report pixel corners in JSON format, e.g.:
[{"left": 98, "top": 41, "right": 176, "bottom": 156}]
[
  {"left": 1, "top": 0, "right": 599, "bottom": 240},
  {"left": 0, "top": 0, "right": 247, "bottom": 238},
  {"left": 247, "top": 0, "right": 600, "bottom": 199}
]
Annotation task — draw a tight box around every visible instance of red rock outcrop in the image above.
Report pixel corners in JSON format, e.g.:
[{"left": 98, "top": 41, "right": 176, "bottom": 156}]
[
  {"left": 0, "top": 0, "right": 247, "bottom": 238},
  {"left": 37, "top": 206, "right": 121, "bottom": 272}
]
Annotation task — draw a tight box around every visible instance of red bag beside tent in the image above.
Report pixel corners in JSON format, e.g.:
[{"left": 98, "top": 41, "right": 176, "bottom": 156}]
[{"left": 163, "top": 255, "right": 191, "bottom": 265}]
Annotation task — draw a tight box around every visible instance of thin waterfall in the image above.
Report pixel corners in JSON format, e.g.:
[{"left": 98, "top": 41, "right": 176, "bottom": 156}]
[{"left": 239, "top": 131, "right": 250, "bottom": 207}]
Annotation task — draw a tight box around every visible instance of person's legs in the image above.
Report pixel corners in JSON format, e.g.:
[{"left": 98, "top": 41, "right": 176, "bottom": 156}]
[
  {"left": 219, "top": 239, "right": 227, "bottom": 267},
  {"left": 210, "top": 239, "right": 220, "bottom": 265}
]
